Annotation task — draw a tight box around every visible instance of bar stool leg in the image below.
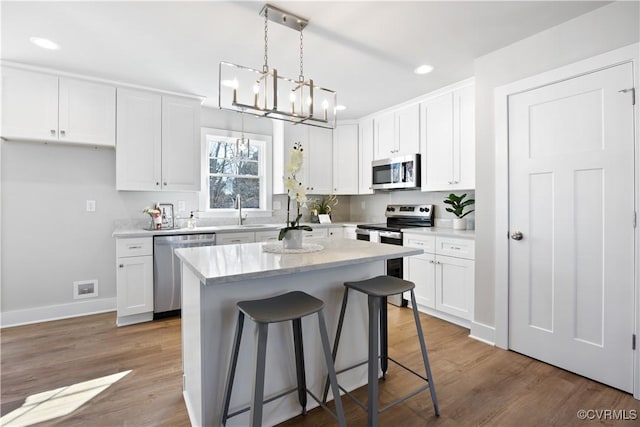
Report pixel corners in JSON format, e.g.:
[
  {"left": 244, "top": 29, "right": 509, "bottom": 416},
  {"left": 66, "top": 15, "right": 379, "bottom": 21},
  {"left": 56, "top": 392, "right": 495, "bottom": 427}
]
[
  {"left": 368, "top": 295, "right": 380, "bottom": 427},
  {"left": 317, "top": 309, "right": 347, "bottom": 427},
  {"left": 292, "top": 318, "right": 308, "bottom": 414},
  {"left": 250, "top": 322, "right": 269, "bottom": 427},
  {"left": 221, "top": 312, "right": 245, "bottom": 427},
  {"left": 409, "top": 290, "right": 440, "bottom": 416},
  {"left": 380, "top": 296, "right": 388, "bottom": 378},
  {"left": 322, "top": 289, "right": 350, "bottom": 403}
]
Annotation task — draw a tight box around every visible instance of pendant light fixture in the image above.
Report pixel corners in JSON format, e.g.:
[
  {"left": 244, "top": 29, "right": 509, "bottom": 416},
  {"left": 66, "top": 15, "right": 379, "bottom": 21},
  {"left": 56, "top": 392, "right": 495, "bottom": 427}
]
[
  {"left": 236, "top": 111, "right": 250, "bottom": 159},
  {"left": 219, "top": 3, "right": 337, "bottom": 129}
]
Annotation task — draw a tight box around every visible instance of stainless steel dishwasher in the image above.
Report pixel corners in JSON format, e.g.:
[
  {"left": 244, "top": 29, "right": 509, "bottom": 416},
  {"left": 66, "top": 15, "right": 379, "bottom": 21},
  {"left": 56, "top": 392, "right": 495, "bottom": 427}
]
[{"left": 153, "top": 233, "right": 216, "bottom": 318}]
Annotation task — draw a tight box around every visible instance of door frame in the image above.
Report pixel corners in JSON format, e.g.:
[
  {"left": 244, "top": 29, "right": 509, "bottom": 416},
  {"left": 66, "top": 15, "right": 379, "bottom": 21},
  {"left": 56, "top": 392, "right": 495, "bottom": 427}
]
[{"left": 493, "top": 43, "right": 640, "bottom": 398}]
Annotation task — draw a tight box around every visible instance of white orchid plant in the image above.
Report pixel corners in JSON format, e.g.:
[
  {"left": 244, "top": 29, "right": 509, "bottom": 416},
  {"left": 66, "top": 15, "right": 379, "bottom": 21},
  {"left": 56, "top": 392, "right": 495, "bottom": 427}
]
[{"left": 279, "top": 142, "right": 313, "bottom": 240}]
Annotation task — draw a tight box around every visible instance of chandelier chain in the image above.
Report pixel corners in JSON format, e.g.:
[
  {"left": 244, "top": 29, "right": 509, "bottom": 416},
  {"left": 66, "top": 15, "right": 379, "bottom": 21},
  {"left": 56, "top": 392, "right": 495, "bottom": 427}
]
[
  {"left": 299, "top": 29, "right": 304, "bottom": 82},
  {"left": 263, "top": 8, "right": 269, "bottom": 72}
]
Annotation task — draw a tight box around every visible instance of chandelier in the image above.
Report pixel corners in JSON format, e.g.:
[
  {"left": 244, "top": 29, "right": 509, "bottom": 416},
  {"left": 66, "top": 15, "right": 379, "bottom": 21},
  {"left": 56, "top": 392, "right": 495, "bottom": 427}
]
[{"left": 219, "top": 4, "right": 337, "bottom": 129}]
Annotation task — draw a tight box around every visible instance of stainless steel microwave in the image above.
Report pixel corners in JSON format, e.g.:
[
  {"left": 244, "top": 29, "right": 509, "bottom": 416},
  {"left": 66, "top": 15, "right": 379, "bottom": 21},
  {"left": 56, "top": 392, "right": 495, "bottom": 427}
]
[{"left": 371, "top": 154, "right": 420, "bottom": 190}]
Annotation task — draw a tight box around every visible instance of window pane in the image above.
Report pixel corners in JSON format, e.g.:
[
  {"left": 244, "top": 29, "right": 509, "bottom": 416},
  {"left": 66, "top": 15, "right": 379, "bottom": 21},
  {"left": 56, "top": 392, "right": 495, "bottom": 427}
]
[
  {"left": 209, "top": 176, "right": 260, "bottom": 209},
  {"left": 248, "top": 145, "right": 259, "bottom": 160},
  {"left": 237, "top": 160, "right": 259, "bottom": 176},
  {"left": 209, "top": 140, "right": 235, "bottom": 159},
  {"left": 210, "top": 158, "right": 237, "bottom": 175}
]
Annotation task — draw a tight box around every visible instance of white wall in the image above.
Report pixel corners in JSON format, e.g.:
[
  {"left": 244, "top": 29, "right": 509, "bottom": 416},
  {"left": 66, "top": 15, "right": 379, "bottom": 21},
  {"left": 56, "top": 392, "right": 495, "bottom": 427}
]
[
  {"left": 0, "top": 106, "right": 276, "bottom": 326},
  {"left": 473, "top": 1, "right": 639, "bottom": 329}
]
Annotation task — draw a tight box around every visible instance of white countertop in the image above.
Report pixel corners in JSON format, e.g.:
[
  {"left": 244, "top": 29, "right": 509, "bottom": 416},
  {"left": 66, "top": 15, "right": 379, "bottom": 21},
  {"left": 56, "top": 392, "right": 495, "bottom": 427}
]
[
  {"left": 112, "top": 222, "right": 353, "bottom": 238},
  {"left": 401, "top": 226, "right": 475, "bottom": 239},
  {"left": 175, "top": 238, "right": 422, "bottom": 286}
]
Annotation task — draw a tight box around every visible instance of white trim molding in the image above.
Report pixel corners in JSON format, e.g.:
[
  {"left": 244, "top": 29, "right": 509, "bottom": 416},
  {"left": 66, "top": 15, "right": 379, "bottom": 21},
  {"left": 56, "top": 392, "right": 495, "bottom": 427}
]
[
  {"left": 469, "top": 321, "right": 496, "bottom": 346},
  {"left": 494, "top": 43, "right": 640, "bottom": 398},
  {"left": 1, "top": 297, "right": 116, "bottom": 328}
]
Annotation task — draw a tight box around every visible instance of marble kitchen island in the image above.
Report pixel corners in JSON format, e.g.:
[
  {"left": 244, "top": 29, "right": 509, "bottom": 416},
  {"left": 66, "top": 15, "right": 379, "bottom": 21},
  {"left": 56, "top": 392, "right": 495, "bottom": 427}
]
[{"left": 175, "top": 238, "right": 422, "bottom": 427}]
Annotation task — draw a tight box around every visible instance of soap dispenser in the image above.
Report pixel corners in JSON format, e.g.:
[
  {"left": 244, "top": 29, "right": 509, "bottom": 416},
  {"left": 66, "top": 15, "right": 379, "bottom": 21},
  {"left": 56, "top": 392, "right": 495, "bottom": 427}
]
[{"left": 187, "top": 211, "right": 197, "bottom": 229}]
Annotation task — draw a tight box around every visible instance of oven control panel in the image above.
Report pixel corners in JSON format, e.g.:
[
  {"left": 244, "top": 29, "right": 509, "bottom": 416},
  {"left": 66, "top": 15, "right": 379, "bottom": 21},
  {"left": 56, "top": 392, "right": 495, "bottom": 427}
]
[{"left": 385, "top": 204, "right": 434, "bottom": 218}]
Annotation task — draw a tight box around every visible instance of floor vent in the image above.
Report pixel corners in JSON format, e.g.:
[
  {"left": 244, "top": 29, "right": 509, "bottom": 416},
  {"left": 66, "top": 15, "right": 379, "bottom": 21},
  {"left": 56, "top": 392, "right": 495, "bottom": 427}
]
[{"left": 73, "top": 280, "right": 98, "bottom": 299}]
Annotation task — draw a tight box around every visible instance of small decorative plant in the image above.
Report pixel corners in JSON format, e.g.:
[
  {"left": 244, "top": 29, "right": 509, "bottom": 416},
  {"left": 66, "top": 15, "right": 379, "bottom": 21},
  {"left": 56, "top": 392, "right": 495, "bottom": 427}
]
[
  {"left": 279, "top": 142, "right": 313, "bottom": 241},
  {"left": 444, "top": 193, "right": 475, "bottom": 218},
  {"left": 310, "top": 194, "right": 338, "bottom": 222},
  {"left": 143, "top": 206, "right": 161, "bottom": 229}
]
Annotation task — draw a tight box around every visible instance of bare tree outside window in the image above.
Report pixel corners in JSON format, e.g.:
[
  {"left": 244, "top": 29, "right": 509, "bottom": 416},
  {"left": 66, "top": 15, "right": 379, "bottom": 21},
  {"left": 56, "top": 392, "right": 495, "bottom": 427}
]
[{"left": 208, "top": 138, "right": 262, "bottom": 209}]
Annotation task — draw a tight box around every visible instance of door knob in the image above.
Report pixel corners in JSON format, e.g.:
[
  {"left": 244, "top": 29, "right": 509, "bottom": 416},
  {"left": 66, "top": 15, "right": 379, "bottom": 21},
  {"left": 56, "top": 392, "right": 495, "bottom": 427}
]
[{"left": 511, "top": 231, "right": 523, "bottom": 241}]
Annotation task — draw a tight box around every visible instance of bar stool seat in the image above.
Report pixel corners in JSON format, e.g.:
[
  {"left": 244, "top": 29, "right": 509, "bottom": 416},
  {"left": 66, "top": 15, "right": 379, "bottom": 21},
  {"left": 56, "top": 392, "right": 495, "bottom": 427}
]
[
  {"left": 323, "top": 275, "right": 440, "bottom": 427},
  {"left": 221, "top": 291, "right": 346, "bottom": 427}
]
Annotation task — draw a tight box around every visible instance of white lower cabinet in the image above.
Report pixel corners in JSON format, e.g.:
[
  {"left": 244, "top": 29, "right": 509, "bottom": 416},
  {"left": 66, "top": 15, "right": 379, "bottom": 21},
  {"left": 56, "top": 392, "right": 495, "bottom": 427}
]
[
  {"left": 116, "top": 237, "right": 153, "bottom": 325},
  {"left": 255, "top": 230, "right": 280, "bottom": 243},
  {"left": 327, "top": 227, "right": 343, "bottom": 239},
  {"left": 343, "top": 225, "right": 357, "bottom": 240},
  {"left": 403, "top": 233, "right": 474, "bottom": 327},
  {"left": 217, "top": 232, "right": 256, "bottom": 245},
  {"left": 303, "top": 229, "right": 328, "bottom": 239}
]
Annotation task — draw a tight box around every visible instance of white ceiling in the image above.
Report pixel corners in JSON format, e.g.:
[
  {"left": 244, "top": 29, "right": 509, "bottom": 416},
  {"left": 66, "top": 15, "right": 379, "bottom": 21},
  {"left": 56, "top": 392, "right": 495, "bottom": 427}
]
[{"left": 1, "top": 1, "right": 609, "bottom": 119}]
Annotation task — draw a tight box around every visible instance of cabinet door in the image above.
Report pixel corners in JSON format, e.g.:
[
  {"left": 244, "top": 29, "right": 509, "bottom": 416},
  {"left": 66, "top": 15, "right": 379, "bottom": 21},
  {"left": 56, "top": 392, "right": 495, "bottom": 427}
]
[
  {"left": 404, "top": 253, "right": 436, "bottom": 308},
  {"left": 307, "top": 127, "right": 333, "bottom": 194},
  {"left": 358, "top": 118, "right": 374, "bottom": 194},
  {"left": 421, "top": 93, "right": 454, "bottom": 191},
  {"left": 255, "top": 230, "right": 280, "bottom": 243},
  {"left": 217, "top": 232, "right": 256, "bottom": 245},
  {"left": 343, "top": 226, "right": 357, "bottom": 240},
  {"left": 161, "top": 95, "right": 201, "bottom": 191},
  {"left": 374, "top": 112, "right": 396, "bottom": 159},
  {"left": 396, "top": 104, "right": 420, "bottom": 155},
  {"left": 1, "top": 67, "right": 58, "bottom": 141},
  {"left": 303, "top": 229, "right": 328, "bottom": 239},
  {"left": 116, "top": 88, "right": 162, "bottom": 191},
  {"left": 333, "top": 124, "right": 359, "bottom": 194},
  {"left": 117, "top": 255, "right": 154, "bottom": 317},
  {"left": 452, "top": 85, "right": 475, "bottom": 190},
  {"left": 58, "top": 78, "right": 116, "bottom": 147},
  {"left": 327, "top": 227, "right": 343, "bottom": 239},
  {"left": 435, "top": 255, "right": 474, "bottom": 320}
]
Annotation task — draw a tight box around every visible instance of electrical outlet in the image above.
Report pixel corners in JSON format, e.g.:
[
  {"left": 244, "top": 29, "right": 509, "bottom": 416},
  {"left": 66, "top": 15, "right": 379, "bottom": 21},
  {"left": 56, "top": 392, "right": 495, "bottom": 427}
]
[
  {"left": 86, "top": 200, "right": 96, "bottom": 212},
  {"left": 177, "top": 200, "right": 186, "bottom": 212}
]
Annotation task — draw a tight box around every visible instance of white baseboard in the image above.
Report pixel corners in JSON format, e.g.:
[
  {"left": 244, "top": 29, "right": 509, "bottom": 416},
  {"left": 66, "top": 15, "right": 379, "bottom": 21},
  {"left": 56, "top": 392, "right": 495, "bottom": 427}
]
[
  {"left": 0, "top": 297, "right": 116, "bottom": 328},
  {"left": 469, "top": 321, "right": 496, "bottom": 346}
]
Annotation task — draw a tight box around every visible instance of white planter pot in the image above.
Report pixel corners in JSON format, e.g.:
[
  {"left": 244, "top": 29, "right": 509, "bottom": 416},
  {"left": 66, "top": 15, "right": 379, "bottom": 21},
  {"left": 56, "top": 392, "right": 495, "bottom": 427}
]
[
  {"left": 283, "top": 229, "right": 303, "bottom": 249},
  {"left": 452, "top": 218, "right": 467, "bottom": 230}
]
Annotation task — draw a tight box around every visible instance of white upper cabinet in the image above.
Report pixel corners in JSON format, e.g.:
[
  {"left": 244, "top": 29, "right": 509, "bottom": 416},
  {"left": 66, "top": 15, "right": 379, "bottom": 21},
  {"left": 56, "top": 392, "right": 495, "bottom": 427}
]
[
  {"left": 420, "top": 82, "right": 475, "bottom": 191},
  {"left": 58, "top": 77, "right": 116, "bottom": 146},
  {"left": 116, "top": 88, "right": 201, "bottom": 191},
  {"left": 373, "top": 103, "right": 420, "bottom": 159},
  {"left": 1, "top": 67, "right": 115, "bottom": 147},
  {"left": 333, "top": 124, "right": 359, "bottom": 195},
  {"left": 358, "top": 117, "right": 374, "bottom": 194},
  {"left": 374, "top": 112, "right": 396, "bottom": 159},
  {"left": 116, "top": 88, "right": 162, "bottom": 191},
  {"left": 283, "top": 124, "right": 333, "bottom": 195},
  {"left": 161, "top": 95, "right": 201, "bottom": 191}
]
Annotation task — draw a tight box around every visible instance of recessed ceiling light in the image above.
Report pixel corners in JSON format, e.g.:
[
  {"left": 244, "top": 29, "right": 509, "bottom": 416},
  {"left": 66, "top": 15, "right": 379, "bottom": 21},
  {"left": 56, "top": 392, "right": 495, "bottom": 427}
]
[
  {"left": 414, "top": 64, "right": 434, "bottom": 75},
  {"left": 29, "top": 37, "right": 60, "bottom": 50},
  {"left": 336, "top": 105, "right": 347, "bottom": 111}
]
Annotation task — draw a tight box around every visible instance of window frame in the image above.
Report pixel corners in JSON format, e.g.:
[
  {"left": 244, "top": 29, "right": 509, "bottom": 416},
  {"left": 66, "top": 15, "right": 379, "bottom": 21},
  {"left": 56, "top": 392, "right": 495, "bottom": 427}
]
[{"left": 199, "top": 127, "right": 272, "bottom": 217}]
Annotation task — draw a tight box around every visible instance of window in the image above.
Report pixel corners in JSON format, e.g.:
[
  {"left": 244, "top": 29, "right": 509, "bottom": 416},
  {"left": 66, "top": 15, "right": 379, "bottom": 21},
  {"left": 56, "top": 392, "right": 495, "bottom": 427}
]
[{"left": 200, "top": 128, "right": 272, "bottom": 213}]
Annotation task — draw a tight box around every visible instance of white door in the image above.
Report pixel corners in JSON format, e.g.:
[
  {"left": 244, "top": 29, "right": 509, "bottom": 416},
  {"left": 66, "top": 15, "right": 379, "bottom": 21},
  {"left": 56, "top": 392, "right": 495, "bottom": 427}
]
[
  {"left": 374, "top": 112, "right": 396, "bottom": 159},
  {"left": 307, "top": 126, "right": 333, "bottom": 194},
  {"left": 395, "top": 103, "right": 420, "bottom": 155},
  {"left": 508, "top": 63, "right": 635, "bottom": 392},
  {"left": 358, "top": 118, "right": 375, "bottom": 194},
  {"left": 421, "top": 93, "right": 454, "bottom": 190},
  {"left": 333, "top": 124, "right": 359, "bottom": 194}
]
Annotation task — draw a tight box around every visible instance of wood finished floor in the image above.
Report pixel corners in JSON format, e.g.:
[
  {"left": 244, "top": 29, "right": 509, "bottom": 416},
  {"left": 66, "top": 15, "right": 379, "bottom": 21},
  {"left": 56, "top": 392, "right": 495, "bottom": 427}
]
[{"left": 1, "top": 307, "right": 638, "bottom": 426}]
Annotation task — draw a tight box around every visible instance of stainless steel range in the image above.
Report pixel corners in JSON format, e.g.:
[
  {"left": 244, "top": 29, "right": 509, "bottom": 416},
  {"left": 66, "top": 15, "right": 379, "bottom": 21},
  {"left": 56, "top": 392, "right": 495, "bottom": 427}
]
[{"left": 356, "top": 204, "right": 434, "bottom": 306}]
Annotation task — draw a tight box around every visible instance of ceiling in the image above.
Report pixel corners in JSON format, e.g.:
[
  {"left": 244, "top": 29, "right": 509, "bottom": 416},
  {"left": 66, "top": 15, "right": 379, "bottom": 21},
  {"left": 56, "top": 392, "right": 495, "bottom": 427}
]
[{"left": 1, "top": 1, "right": 609, "bottom": 119}]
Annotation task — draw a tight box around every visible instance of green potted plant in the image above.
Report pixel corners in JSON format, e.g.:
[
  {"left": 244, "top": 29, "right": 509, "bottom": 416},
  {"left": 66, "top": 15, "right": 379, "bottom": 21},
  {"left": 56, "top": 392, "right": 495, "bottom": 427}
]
[
  {"left": 310, "top": 195, "right": 338, "bottom": 223},
  {"left": 444, "top": 193, "right": 475, "bottom": 230}
]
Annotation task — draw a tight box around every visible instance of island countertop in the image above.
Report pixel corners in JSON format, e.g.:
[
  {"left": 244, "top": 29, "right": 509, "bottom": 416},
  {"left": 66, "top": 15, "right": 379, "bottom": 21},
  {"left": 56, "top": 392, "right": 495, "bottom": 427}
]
[{"left": 175, "top": 237, "right": 422, "bottom": 286}]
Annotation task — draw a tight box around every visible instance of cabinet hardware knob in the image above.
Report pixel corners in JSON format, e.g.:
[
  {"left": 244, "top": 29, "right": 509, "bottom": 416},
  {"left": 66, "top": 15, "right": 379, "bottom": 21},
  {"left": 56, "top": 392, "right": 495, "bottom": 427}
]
[
  {"left": 60, "top": 130, "right": 66, "bottom": 136},
  {"left": 128, "top": 245, "right": 142, "bottom": 249},
  {"left": 156, "top": 182, "right": 160, "bottom": 186},
  {"left": 119, "top": 264, "right": 124, "bottom": 268},
  {"left": 50, "top": 129, "right": 56, "bottom": 135},
  {"left": 511, "top": 231, "right": 524, "bottom": 241},
  {"left": 163, "top": 182, "right": 167, "bottom": 186}
]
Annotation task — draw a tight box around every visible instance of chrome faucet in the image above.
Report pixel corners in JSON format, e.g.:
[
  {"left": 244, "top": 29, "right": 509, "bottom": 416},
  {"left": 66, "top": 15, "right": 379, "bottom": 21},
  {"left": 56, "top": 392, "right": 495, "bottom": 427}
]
[{"left": 236, "top": 194, "right": 244, "bottom": 225}]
